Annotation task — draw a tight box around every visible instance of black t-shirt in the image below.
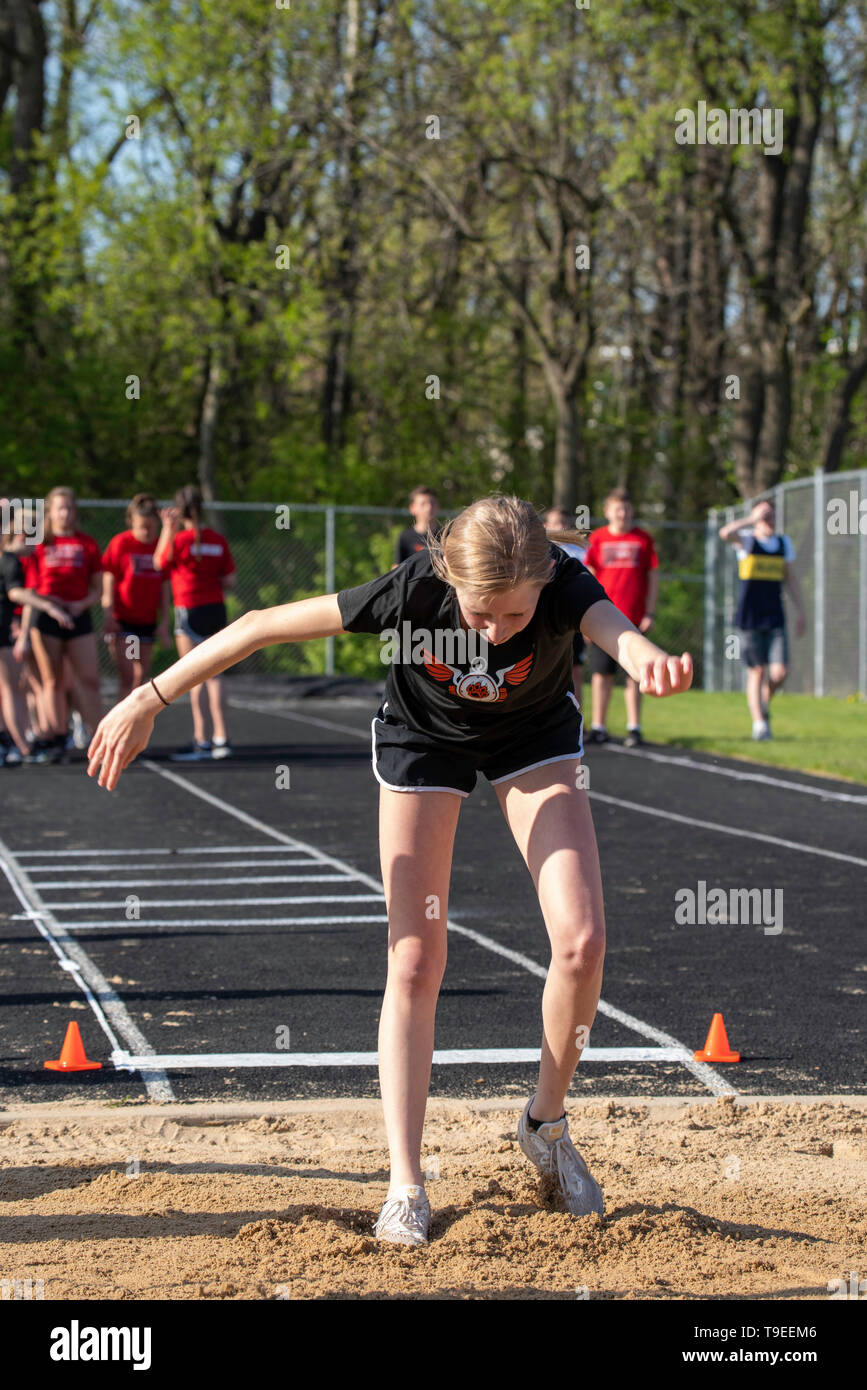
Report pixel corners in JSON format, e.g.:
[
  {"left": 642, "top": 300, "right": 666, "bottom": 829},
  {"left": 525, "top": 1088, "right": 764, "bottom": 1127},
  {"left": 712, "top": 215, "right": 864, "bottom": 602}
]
[
  {"left": 338, "top": 543, "right": 609, "bottom": 747},
  {"left": 0, "top": 551, "right": 25, "bottom": 632},
  {"left": 395, "top": 522, "right": 442, "bottom": 564}
]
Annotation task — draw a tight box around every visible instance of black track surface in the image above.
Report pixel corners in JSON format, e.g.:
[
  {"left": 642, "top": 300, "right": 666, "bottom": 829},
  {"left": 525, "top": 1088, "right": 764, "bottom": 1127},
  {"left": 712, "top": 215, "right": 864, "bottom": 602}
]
[{"left": 0, "top": 685, "right": 864, "bottom": 1105}]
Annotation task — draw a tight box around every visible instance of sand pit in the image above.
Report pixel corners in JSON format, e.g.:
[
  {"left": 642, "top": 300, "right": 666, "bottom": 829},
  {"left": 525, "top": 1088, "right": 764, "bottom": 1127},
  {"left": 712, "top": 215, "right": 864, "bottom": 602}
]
[{"left": 1, "top": 1095, "right": 865, "bottom": 1300}]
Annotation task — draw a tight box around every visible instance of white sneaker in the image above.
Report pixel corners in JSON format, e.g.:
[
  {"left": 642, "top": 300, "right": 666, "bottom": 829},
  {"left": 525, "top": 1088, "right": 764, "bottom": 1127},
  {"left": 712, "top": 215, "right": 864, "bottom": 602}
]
[
  {"left": 373, "top": 1184, "right": 431, "bottom": 1246},
  {"left": 71, "top": 711, "right": 88, "bottom": 749},
  {"left": 517, "top": 1096, "right": 604, "bottom": 1217},
  {"left": 752, "top": 720, "right": 771, "bottom": 741},
  {"left": 211, "top": 738, "right": 232, "bottom": 760}
]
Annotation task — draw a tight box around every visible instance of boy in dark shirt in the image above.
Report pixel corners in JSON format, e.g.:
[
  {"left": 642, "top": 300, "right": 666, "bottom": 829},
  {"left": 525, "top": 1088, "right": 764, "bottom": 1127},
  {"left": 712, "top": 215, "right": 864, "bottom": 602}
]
[{"left": 393, "top": 486, "right": 442, "bottom": 567}]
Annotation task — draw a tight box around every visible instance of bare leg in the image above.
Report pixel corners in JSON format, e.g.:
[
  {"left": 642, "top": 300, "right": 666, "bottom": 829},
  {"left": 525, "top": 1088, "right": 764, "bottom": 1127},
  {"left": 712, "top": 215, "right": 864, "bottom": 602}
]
[
  {"left": 377, "top": 786, "right": 461, "bottom": 1191},
  {"left": 494, "top": 761, "right": 605, "bottom": 1120},
  {"left": 63, "top": 633, "right": 103, "bottom": 736},
  {"left": 205, "top": 675, "right": 228, "bottom": 742},
  {"left": 591, "top": 671, "right": 614, "bottom": 728},
  {"left": 624, "top": 674, "right": 641, "bottom": 727},
  {"left": 0, "top": 650, "right": 30, "bottom": 753},
  {"left": 29, "top": 630, "right": 67, "bottom": 735},
  {"left": 746, "top": 665, "right": 765, "bottom": 723},
  {"left": 174, "top": 632, "right": 210, "bottom": 743}
]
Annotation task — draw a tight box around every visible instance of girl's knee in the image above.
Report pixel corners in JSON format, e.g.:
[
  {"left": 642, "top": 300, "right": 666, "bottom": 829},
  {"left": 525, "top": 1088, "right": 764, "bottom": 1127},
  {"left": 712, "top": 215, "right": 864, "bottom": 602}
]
[
  {"left": 387, "top": 942, "right": 446, "bottom": 997},
  {"left": 551, "top": 924, "right": 606, "bottom": 978}
]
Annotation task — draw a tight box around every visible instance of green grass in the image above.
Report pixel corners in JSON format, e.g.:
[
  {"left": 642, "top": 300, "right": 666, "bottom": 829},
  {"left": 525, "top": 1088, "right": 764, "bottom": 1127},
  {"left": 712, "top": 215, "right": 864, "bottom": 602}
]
[{"left": 591, "top": 689, "right": 867, "bottom": 785}]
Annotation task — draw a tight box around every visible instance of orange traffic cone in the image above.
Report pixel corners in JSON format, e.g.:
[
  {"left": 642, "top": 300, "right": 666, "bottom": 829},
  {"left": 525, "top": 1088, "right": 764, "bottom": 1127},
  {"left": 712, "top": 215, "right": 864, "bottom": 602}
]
[
  {"left": 694, "top": 1012, "right": 740, "bottom": 1063},
  {"left": 44, "top": 1021, "right": 102, "bottom": 1071}
]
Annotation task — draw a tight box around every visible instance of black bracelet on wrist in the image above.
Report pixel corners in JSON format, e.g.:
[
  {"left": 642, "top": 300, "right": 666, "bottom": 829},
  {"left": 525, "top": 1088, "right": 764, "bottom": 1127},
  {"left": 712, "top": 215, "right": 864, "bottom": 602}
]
[{"left": 150, "top": 677, "right": 171, "bottom": 707}]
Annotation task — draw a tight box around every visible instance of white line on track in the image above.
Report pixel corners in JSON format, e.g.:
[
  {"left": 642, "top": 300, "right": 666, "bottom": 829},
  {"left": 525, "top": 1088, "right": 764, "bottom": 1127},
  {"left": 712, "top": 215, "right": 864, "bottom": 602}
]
[
  {"left": 140, "top": 757, "right": 736, "bottom": 1096},
  {"left": 25, "top": 860, "right": 325, "bottom": 874},
  {"left": 0, "top": 836, "right": 174, "bottom": 1102},
  {"left": 32, "top": 915, "right": 389, "bottom": 929},
  {"left": 11, "top": 845, "right": 298, "bottom": 857},
  {"left": 605, "top": 742, "right": 867, "bottom": 803},
  {"left": 38, "top": 875, "right": 354, "bottom": 890},
  {"left": 590, "top": 792, "right": 867, "bottom": 868},
  {"left": 114, "top": 1046, "right": 691, "bottom": 1070},
  {"left": 227, "top": 700, "right": 370, "bottom": 740},
  {"left": 47, "top": 895, "right": 385, "bottom": 909}
]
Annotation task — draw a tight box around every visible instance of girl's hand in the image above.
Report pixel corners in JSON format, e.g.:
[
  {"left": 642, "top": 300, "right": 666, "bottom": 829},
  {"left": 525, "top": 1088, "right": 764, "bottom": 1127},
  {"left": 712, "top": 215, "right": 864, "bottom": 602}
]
[
  {"left": 639, "top": 614, "right": 654, "bottom": 634},
  {"left": 638, "top": 651, "right": 693, "bottom": 696},
  {"left": 160, "top": 506, "right": 181, "bottom": 531},
  {"left": 87, "top": 690, "right": 156, "bottom": 790},
  {"left": 50, "top": 602, "right": 76, "bottom": 628},
  {"left": 156, "top": 623, "right": 172, "bottom": 648},
  {"left": 102, "top": 612, "right": 119, "bottom": 638},
  {"left": 12, "top": 634, "right": 29, "bottom": 663}
]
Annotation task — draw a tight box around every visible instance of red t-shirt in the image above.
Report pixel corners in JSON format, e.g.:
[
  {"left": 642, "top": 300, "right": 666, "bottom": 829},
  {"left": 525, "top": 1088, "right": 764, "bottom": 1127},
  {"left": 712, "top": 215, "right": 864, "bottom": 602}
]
[
  {"left": 583, "top": 526, "right": 658, "bottom": 626},
  {"left": 102, "top": 531, "right": 168, "bottom": 625},
  {"left": 23, "top": 530, "right": 103, "bottom": 603},
  {"left": 159, "top": 526, "right": 235, "bottom": 607}
]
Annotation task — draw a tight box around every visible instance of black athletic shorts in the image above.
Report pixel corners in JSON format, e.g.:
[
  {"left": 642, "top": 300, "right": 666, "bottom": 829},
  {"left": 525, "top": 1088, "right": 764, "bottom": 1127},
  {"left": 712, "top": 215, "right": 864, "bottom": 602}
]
[
  {"left": 35, "top": 608, "right": 93, "bottom": 640},
  {"left": 115, "top": 619, "right": 157, "bottom": 643},
  {"left": 572, "top": 630, "right": 585, "bottom": 665},
  {"left": 174, "top": 602, "right": 227, "bottom": 643},
  {"left": 589, "top": 641, "right": 619, "bottom": 677},
  {"left": 371, "top": 692, "right": 585, "bottom": 798}
]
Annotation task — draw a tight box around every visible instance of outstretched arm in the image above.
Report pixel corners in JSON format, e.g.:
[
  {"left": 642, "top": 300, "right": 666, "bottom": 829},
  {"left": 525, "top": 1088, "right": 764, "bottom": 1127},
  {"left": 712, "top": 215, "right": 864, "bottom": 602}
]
[
  {"left": 580, "top": 598, "right": 692, "bottom": 695},
  {"left": 87, "top": 594, "right": 346, "bottom": 789}
]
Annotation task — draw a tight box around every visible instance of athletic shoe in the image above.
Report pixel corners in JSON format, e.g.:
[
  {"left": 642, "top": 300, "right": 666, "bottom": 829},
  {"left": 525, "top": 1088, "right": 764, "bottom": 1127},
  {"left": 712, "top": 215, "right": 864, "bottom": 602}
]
[
  {"left": 373, "top": 1184, "right": 431, "bottom": 1246},
  {"left": 3, "top": 746, "right": 22, "bottom": 767},
  {"left": 47, "top": 733, "right": 66, "bottom": 764},
  {"left": 71, "top": 711, "right": 89, "bottom": 749},
  {"left": 752, "top": 720, "right": 771, "bottom": 741},
  {"left": 211, "top": 738, "right": 232, "bottom": 760},
  {"left": 170, "top": 740, "right": 212, "bottom": 761},
  {"left": 517, "top": 1096, "right": 604, "bottom": 1217},
  {"left": 586, "top": 726, "right": 609, "bottom": 744},
  {"left": 24, "top": 738, "right": 52, "bottom": 765},
  {"left": 623, "top": 729, "right": 643, "bottom": 748}
]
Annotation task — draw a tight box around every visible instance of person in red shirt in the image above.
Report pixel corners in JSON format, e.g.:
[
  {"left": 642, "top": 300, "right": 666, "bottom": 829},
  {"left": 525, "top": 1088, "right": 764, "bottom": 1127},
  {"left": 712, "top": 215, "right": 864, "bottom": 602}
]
[
  {"left": 153, "top": 484, "right": 236, "bottom": 760},
  {"left": 102, "top": 494, "right": 172, "bottom": 700},
  {"left": 583, "top": 488, "right": 659, "bottom": 748},
  {"left": 22, "top": 487, "right": 104, "bottom": 755}
]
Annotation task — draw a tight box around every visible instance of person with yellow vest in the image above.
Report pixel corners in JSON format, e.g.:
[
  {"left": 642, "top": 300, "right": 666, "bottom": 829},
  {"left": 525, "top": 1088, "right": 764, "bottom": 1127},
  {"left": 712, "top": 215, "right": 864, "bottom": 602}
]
[{"left": 719, "top": 500, "right": 806, "bottom": 740}]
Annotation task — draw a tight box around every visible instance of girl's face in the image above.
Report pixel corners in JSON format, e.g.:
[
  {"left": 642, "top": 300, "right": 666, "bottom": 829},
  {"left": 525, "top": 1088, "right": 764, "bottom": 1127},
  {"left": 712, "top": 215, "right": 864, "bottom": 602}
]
[
  {"left": 50, "top": 494, "right": 75, "bottom": 533},
  {"left": 454, "top": 576, "right": 548, "bottom": 647},
  {"left": 131, "top": 513, "right": 158, "bottom": 543}
]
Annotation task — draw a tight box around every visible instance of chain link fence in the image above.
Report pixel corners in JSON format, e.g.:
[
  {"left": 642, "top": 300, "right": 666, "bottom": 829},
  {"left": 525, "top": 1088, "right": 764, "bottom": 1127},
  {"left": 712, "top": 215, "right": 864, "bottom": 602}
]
[
  {"left": 74, "top": 501, "right": 706, "bottom": 684},
  {"left": 704, "top": 468, "right": 867, "bottom": 697}
]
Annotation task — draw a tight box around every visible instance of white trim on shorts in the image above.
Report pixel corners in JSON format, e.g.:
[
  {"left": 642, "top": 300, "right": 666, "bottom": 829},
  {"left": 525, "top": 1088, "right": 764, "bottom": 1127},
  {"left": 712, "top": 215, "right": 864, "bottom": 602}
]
[
  {"left": 370, "top": 692, "right": 583, "bottom": 796},
  {"left": 489, "top": 691, "right": 584, "bottom": 784},
  {"left": 369, "top": 703, "right": 470, "bottom": 797}
]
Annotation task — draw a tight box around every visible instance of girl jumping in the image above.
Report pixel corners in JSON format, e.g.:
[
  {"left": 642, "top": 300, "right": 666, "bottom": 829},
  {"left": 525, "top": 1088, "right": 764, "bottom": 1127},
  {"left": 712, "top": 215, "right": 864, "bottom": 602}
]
[{"left": 86, "top": 494, "right": 692, "bottom": 1245}]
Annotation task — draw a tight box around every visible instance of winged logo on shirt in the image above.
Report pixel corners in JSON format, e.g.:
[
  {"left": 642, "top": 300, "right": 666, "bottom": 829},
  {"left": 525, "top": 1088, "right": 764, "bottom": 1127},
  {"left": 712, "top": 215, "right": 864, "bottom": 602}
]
[{"left": 420, "top": 649, "right": 534, "bottom": 702}]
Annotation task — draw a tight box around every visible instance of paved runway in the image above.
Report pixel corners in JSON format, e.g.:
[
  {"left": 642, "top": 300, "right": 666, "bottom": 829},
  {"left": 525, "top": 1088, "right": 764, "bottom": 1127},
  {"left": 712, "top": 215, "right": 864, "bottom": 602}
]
[{"left": 0, "top": 687, "right": 864, "bottom": 1104}]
